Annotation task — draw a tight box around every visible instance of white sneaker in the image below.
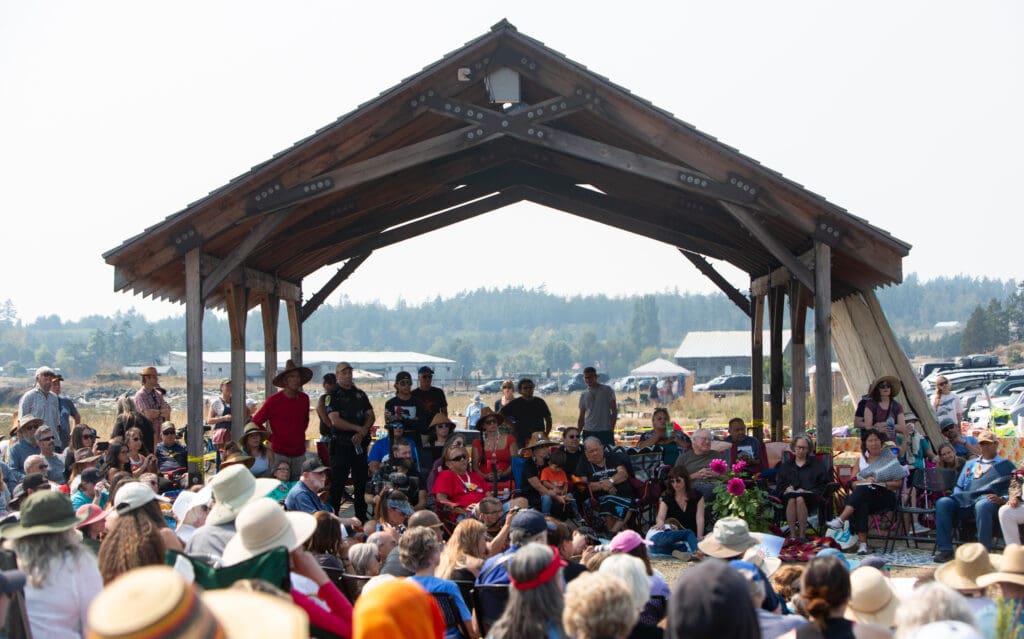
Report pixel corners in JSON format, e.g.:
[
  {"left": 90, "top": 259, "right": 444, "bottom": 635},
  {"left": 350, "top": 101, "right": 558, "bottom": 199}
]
[
  {"left": 827, "top": 517, "right": 843, "bottom": 530},
  {"left": 857, "top": 543, "right": 871, "bottom": 555},
  {"left": 912, "top": 523, "right": 931, "bottom": 535}
]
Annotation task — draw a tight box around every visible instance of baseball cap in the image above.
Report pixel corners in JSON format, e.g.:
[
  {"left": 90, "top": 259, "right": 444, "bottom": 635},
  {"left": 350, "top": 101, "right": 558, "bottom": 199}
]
[
  {"left": 609, "top": 529, "right": 653, "bottom": 553},
  {"left": 337, "top": 362, "right": 353, "bottom": 372},
  {"left": 395, "top": 371, "right": 412, "bottom": 383},
  {"left": 161, "top": 421, "right": 177, "bottom": 434},
  {"left": 939, "top": 416, "right": 958, "bottom": 430},
  {"left": 114, "top": 482, "right": 169, "bottom": 514},
  {"left": 978, "top": 430, "right": 998, "bottom": 444},
  {"left": 35, "top": 366, "right": 55, "bottom": 377},
  {"left": 219, "top": 377, "right": 232, "bottom": 387},
  {"left": 21, "top": 473, "right": 49, "bottom": 492},
  {"left": 509, "top": 509, "right": 547, "bottom": 536},
  {"left": 301, "top": 458, "right": 328, "bottom": 474},
  {"left": 418, "top": 366, "right": 434, "bottom": 375},
  {"left": 386, "top": 497, "right": 414, "bottom": 516}
]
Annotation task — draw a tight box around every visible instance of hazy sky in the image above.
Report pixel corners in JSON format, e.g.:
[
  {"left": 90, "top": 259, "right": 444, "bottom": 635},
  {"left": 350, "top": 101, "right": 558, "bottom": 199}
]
[{"left": 2, "top": 2, "right": 1021, "bottom": 323}]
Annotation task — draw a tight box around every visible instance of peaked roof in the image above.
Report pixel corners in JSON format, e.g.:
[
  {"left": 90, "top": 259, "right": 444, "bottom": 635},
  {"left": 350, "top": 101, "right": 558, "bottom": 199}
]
[
  {"left": 105, "top": 20, "right": 910, "bottom": 311},
  {"left": 631, "top": 358, "right": 691, "bottom": 376},
  {"left": 675, "top": 330, "right": 792, "bottom": 359}
]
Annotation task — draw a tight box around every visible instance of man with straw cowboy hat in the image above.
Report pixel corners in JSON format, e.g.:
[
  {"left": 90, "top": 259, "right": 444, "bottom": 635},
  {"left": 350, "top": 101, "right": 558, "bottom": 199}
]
[
  {"left": 252, "top": 359, "right": 313, "bottom": 481},
  {"left": 134, "top": 365, "right": 171, "bottom": 425}
]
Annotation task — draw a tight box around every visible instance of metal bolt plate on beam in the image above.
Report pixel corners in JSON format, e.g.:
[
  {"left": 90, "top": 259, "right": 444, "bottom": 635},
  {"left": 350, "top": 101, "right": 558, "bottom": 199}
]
[{"left": 170, "top": 225, "right": 203, "bottom": 256}]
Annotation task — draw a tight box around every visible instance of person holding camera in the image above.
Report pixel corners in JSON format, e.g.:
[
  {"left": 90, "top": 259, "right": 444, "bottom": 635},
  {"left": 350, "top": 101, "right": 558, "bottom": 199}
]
[
  {"left": 324, "top": 361, "right": 375, "bottom": 520},
  {"left": 369, "top": 440, "right": 427, "bottom": 511}
]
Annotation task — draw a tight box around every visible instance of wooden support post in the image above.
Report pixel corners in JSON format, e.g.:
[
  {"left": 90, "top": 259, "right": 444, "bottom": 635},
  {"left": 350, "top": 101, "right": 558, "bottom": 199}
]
[
  {"left": 769, "top": 287, "right": 785, "bottom": 442},
  {"left": 814, "top": 241, "right": 833, "bottom": 454},
  {"left": 751, "top": 293, "right": 765, "bottom": 442},
  {"left": 261, "top": 294, "right": 279, "bottom": 399},
  {"left": 789, "top": 280, "right": 808, "bottom": 438},
  {"left": 184, "top": 249, "right": 205, "bottom": 486},
  {"left": 224, "top": 282, "right": 249, "bottom": 440},
  {"left": 286, "top": 298, "right": 302, "bottom": 366}
]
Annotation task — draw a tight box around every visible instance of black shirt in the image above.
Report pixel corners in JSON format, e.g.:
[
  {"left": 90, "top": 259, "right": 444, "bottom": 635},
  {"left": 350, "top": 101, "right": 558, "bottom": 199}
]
[
  {"left": 411, "top": 386, "right": 447, "bottom": 423},
  {"left": 324, "top": 385, "right": 373, "bottom": 447},
  {"left": 576, "top": 451, "right": 634, "bottom": 499},
  {"left": 384, "top": 395, "right": 428, "bottom": 440},
  {"left": 520, "top": 458, "right": 543, "bottom": 499},
  {"left": 500, "top": 397, "right": 552, "bottom": 447}
]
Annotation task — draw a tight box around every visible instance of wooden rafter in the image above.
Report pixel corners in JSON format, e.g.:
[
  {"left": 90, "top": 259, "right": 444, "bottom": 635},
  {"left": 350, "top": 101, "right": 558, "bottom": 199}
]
[{"left": 680, "top": 251, "right": 750, "bottom": 317}]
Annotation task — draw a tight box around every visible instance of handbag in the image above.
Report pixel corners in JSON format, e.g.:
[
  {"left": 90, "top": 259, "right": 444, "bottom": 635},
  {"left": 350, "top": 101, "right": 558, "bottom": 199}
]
[{"left": 825, "top": 520, "right": 857, "bottom": 551}]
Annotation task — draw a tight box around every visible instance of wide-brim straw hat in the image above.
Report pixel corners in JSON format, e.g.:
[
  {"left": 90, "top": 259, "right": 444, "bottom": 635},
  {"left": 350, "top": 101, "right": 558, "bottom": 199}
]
[
  {"left": 220, "top": 449, "right": 256, "bottom": 470},
  {"left": 697, "top": 517, "right": 760, "bottom": 559},
  {"left": 0, "top": 490, "right": 86, "bottom": 540},
  {"left": 869, "top": 375, "right": 902, "bottom": 399},
  {"left": 844, "top": 566, "right": 902, "bottom": 626},
  {"left": 140, "top": 366, "right": 160, "bottom": 378},
  {"left": 221, "top": 498, "right": 317, "bottom": 566},
  {"left": 272, "top": 359, "right": 313, "bottom": 388},
  {"left": 205, "top": 465, "right": 281, "bottom": 526},
  {"left": 477, "top": 406, "right": 505, "bottom": 426},
  {"left": 977, "top": 544, "right": 1024, "bottom": 588},
  {"left": 87, "top": 565, "right": 308, "bottom": 639},
  {"left": 428, "top": 413, "right": 456, "bottom": 429},
  {"left": 935, "top": 542, "right": 1001, "bottom": 591},
  {"left": 237, "top": 422, "right": 266, "bottom": 448},
  {"left": 522, "top": 432, "right": 556, "bottom": 451}
]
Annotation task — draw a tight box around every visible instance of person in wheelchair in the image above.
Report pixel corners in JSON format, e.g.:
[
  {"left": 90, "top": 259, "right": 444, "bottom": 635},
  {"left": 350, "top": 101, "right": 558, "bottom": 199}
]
[
  {"left": 368, "top": 440, "right": 427, "bottom": 511},
  {"left": 774, "top": 434, "right": 829, "bottom": 542}
]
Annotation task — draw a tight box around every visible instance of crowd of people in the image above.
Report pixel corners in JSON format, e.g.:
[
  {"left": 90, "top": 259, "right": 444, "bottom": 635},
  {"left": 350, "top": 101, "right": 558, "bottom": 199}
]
[{"left": 0, "top": 364, "right": 1021, "bottom": 638}]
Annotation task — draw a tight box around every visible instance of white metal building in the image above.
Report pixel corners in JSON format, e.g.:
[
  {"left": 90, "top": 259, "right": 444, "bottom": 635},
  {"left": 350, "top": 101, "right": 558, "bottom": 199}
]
[{"left": 166, "top": 351, "right": 456, "bottom": 384}]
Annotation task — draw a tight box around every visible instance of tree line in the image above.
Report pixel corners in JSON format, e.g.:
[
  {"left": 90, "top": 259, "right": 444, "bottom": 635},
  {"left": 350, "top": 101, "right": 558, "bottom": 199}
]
[{"left": 0, "top": 275, "right": 1019, "bottom": 380}]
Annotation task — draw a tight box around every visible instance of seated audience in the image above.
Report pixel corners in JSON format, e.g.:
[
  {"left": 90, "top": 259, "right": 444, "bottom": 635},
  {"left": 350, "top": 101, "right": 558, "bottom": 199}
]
[
  {"left": 1, "top": 490, "right": 103, "bottom": 639},
  {"left": 437, "top": 517, "right": 489, "bottom": 581},
  {"left": 576, "top": 436, "right": 635, "bottom": 533},
  {"left": 892, "top": 582, "right": 976, "bottom": 638},
  {"left": 476, "top": 509, "right": 549, "bottom": 586},
  {"left": 352, "top": 578, "right": 445, "bottom": 639},
  {"left": 608, "top": 529, "right": 669, "bottom": 625},
  {"left": 1000, "top": 468, "right": 1024, "bottom": 546},
  {"left": 489, "top": 544, "right": 568, "bottom": 639},
  {"left": 62, "top": 424, "right": 99, "bottom": 482},
  {"left": 184, "top": 464, "right": 280, "bottom": 558},
  {"left": 564, "top": 572, "right": 638, "bottom": 639},
  {"left": 401, "top": 525, "right": 477, "bottom": 639},
  {"left": 521, "top": 432, "right": 570, "bottom": 518},
  {"left": 305, "top": 510, "right": 347, "bottom": 571},
  {"left": 348, "top": 542, "right": 382, "bottom": 577},
  {"left": 71, "top": 468, "right": 108, "bottom": 510},
  {"left": 775, "top": 434, "right": 829, "bottom": 541},
  {"left": 941, "top": 417, "right": 980, "bottom": 459},
  {"left": 933, "top": 430, "right": 1013, "bottom": 562},
  {"left": 97, "top": 481, "right": 181, "bottom": 583},
  {"left": 155, "top": 421, "right": 187, "bottom": 472},
  {"left": 599, "top": 553, "right": 664, "bottom": 639},
  {"left": 723, "top": 417, "right": 770, "bottom": 475},
  {"left": 285, "top": 457, "right": 332, "bottom": 514},
  {"left": 76, "top": 503, "right": 108, "bottom": 554},
  {"left": 472, "top": 409, "right": 517, "bottom": 487},
  {"left": 731, "top": 560, "right": 804, "bottom": 638},
  {"left": 827, "top": 428, "right": 908, "bottom": 555},
  {"left": 936, "top": 442, "right": 966, "bottom": 476},
  {"left": 433, "top": 445, "right": 492, "bottom": 516},
  {"left": 636, "top": 407, "right": 687, "bottom": 466},
  {"left": 238, "top": 421, "right": 275, "bottom": 477},
  {"left": 34, "top": 426, "right": 66, "bottom": 484},
  {"left": 650, "top": 465, "right": 704, "bottom": 557},
  {"left": 672, "top": 428, "right": 727, "bottom": 503},
  {"left": 170, "top": 486, "right": 212, "bottom": 543}
]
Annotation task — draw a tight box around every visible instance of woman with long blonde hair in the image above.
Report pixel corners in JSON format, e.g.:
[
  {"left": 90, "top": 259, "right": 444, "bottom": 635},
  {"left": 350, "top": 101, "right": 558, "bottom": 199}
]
[
  {"left": 436, "top": 517, "right": 488, "bottom": 581},
  {"left": 931, "top": 376, "right": 963, "bottom": 424}
]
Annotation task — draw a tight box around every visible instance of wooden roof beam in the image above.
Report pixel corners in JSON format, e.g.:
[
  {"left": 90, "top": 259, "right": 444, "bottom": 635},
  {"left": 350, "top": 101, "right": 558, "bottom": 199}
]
[
  {"left": 307, "top": 187, "right": 526, "bottom": 269},
  {"left": 720, "top": 201, "right": 815, "bottom": 293},
  {"left": 200, "top": 255, "right": 301, "bottom": 303},
  {"left": 301, "top": 253, "right": 372, "bottom": 322},
  {"left": 201, "top": 206, "right": 295, "bottom": 301},
  {"left": 680, "top": 250, "right": 751, "bottom": 317}
]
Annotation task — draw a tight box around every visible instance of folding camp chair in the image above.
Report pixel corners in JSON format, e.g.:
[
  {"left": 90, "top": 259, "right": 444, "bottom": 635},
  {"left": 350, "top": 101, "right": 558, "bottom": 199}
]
[
  {"left": 338, "top": 573, "right": 373, "bottom": 604},
  {"left": 884, "top": 467, "right": 957, "bottom": 553},
  {"left": 431, "top": 592, "right": 472, "bottom": 639},
  {"left": 165, "top": 548, "right": 290, "bottom": 592},
  {"left": 471, "top": 583, "right": 510, "bottom": 636}
]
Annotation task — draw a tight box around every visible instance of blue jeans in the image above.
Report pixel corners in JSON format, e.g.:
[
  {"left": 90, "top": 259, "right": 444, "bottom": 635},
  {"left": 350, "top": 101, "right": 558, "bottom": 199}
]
[
  {"left": 936, "top": 495, "right": 999, "bottom": 551},
  {"left": 649, "top": 529, "right": 698, "bottom": 554}
]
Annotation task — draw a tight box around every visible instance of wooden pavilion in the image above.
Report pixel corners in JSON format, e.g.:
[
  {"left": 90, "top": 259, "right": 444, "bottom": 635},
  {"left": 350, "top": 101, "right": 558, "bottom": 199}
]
[{"left": 104, "top": 21, "right": 929, "bottom": 481}]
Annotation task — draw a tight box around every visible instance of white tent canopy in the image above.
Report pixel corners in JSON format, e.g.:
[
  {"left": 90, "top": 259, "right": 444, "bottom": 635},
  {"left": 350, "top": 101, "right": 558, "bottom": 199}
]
[{"left": 630, "top": 358, "right": 691, "bottom": 377}]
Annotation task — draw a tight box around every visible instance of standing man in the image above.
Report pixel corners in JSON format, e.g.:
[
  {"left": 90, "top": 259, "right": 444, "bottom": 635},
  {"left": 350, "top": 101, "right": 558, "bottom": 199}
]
[
  {"left": 387, "top": 371, "right": 429, "bottom": 467},
  {"left": 315, "top": 373, "right": 339, "bottom": 439},
  {"left": 464, "top": 395, "right": 485, "bottom": 429},
  {"left": 18, "top": 366, "right": 61, "bottom": 448},
  {"left": 501, "top": 378, "right": 553, "bottom": 448},
  {"left": 324, "top": 361, "right": 374, "bottom": 521},
  {"left": 251, "top": 359, "right": 313, "bottom": 480},
  {"left": 411, "top": 366, "right": 447, "bottom": 457},
  {"left": 577, "top": 367, "right": 617, "bottom": 447},
  {"left": 51, "top": 374, "right": 80, "bottom": 452},
  {"left": 134, "top": 366, "right": 171, "bottom": 433}
]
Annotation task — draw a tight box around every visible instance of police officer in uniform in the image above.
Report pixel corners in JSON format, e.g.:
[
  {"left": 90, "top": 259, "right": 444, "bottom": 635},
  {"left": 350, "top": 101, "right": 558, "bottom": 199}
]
[{"left": 324, "top": 361, "right": 375, "bottom": 520}]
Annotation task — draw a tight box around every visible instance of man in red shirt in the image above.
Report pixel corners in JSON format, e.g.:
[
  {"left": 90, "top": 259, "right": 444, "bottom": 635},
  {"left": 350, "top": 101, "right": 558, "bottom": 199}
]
[{"left": 252, "top": 359, "right": 312, "bottom": 480}]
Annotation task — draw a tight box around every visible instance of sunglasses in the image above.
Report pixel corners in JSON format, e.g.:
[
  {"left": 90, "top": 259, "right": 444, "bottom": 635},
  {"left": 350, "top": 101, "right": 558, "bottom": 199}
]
[
  {"left": 83, "top": 434, "right": 96, "bottom": 440},
  {"left": 37, "top": 464, "right": 49, "bottom": 470},
  {"left": 482, "top": 418, "right": 498, "bottom": 424},
  {"left": 397, "top": 380, "right": 412, "bottom": 386},
  {"left": 38, "top": 436, "right": 54, "bottom": 442},
  {"left": 878, "top": 382, "right": 891, "bottom": 388},
  {"left": 449, "top": 454, "right": 467, "bottom": 462},
  {"left": 436, "top": 423, "right": 451, "bottom": 429}
]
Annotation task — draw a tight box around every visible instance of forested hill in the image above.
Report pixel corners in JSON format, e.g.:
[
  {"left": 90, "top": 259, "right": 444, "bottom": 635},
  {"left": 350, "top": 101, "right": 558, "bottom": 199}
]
[{"left": 0, "top": 275, "right": 1017, "bottom": 378}]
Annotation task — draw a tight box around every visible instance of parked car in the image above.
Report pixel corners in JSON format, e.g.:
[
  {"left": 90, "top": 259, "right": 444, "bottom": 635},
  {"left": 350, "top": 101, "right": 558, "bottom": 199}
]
[
  {"left": 921, "top": 368, "right": 1012, "bottom": 397},
  {"left": 563, "top": 372, "right": 608, "bottom": 393},
  {"left": 614, "top": 376, "right": 655, "bottom": 393},
  {"left": 694, "top": 374, "right": 752, "bottom": 392},
  {"left": 476, "top": 379, "right": 505, "bottom": 393},
  {"left": 538, "top": 380, "right": 559, "bottom": 394}
]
